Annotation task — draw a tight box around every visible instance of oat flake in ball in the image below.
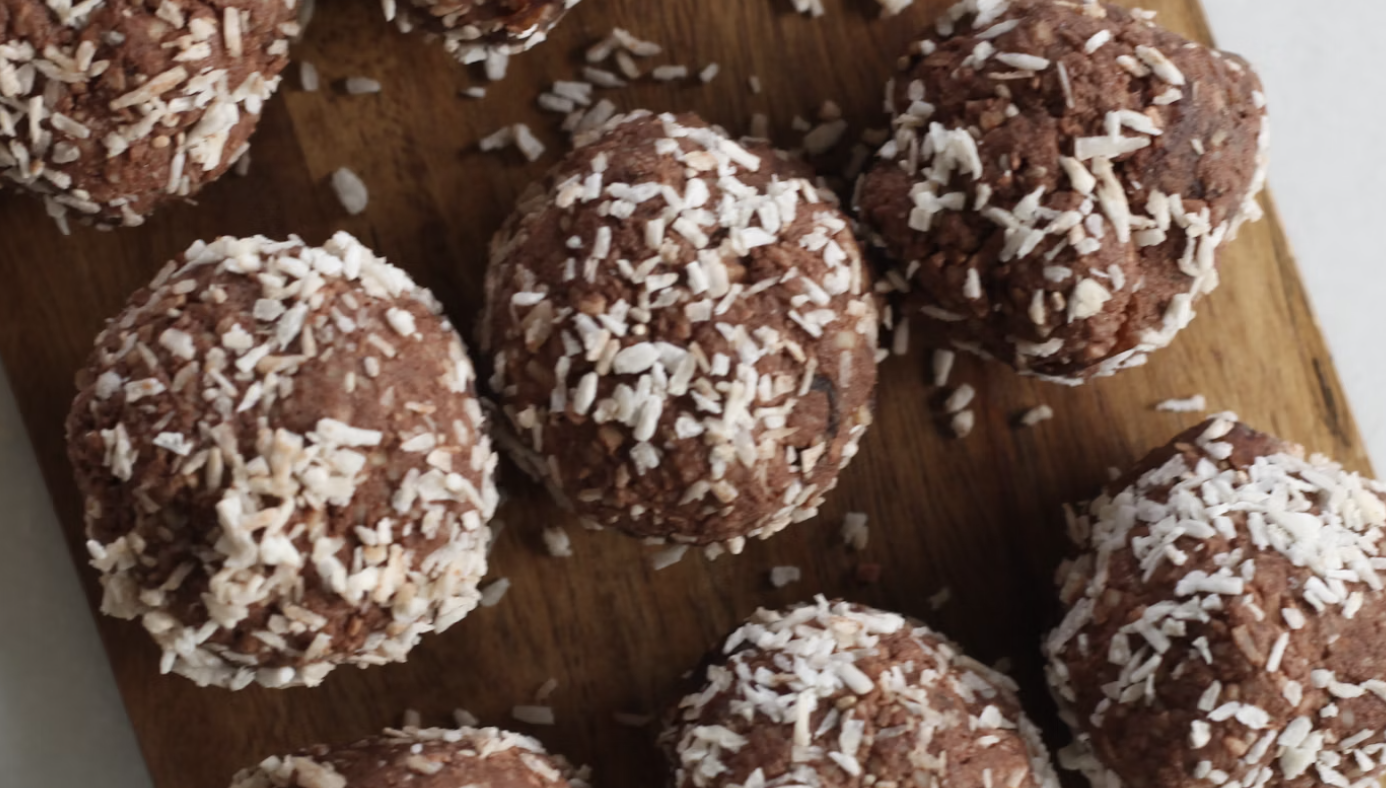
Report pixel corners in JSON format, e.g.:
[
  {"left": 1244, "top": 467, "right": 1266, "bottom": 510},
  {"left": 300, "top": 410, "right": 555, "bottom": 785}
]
[
  {"left": 67, "top": 233, "right": 499, "bottom": 689},
  {"left": 857, "top": 0, "right": 1268, "bottom": 384},
  {"left": 1046, "top": 416, "right": 1386, "bottom": 788},
  {"left": 663, "top": 597, "right": 1061, "bottom": 788},
  {"left": 483, "top": 111, "right": 879, "bottom": 550},
  {"left": 230, "top": 726, "right": 590, "bottom": 788},
  {"left": 0, "top": 0, "right": 297, "bottom": 229}
]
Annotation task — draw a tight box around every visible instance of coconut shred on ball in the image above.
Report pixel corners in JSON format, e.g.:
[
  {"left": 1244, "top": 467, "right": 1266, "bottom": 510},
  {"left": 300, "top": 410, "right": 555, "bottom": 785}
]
[
  {"left": 230, "top": 726, "right": 590, "bottom": 788},
  {"left": 386, "top": 0, "right": 580, "bottom": 74},
  {"left": 1045, "top": 416, "right": 1386, "bottom": 788},
  {"left": 662, "top": 598, "right": 1061, "bottom": 788},
  {"left": 857, "top": 0, "right": 1269, "bottom": 384},
  {"left": 0, "top": 0, "right": 297, "bottom": 230},
  {"left": 482, "top": 111, "right": 879, "bottom": 550},
  {"left": 67, "top": 233, "right": 499, "bottom": 690}
]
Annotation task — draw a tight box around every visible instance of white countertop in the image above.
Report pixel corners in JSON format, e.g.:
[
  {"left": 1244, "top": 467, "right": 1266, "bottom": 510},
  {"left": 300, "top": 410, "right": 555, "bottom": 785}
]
[{"left": 1, "top": 2, "right": 1382, "bottom": 785}]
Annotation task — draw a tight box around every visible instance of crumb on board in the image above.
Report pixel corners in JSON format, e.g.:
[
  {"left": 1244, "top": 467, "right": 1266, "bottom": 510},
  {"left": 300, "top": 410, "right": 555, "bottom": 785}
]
[
  {"left": 330, "top": 167, "right": 368, "bottom": 215},
  {"left": 932, "top": 349, "right": 956, "bottom": 387},
  {"left": 479, "top": 577, "right": 511, "bottom": 607},
  {"left": 1019, "top": 405, "right": 1055, "bottom": 427},
  {"left": 929, "top": 586, "right": 952, "bottom": 610},
  {"left": 512, "top": 705, "right": 555, "bottom": 726},
  {"left": 1156, "top": 394, "right": 1208, "bottom": 412},
  {"left": 542, "top": 526, "right": 573, "bottom": 557},
  {"left": 770, "top": 566, "right": 802, "bottom": 588},
  {"left": 950, "top": 410, "right": 975, "bottom": 438},
  {"left": 944, "top": 384, "right": 976, "bottom": 414},
  {"left": 842, "top": 512, "right": 869, "bottom": 551}
]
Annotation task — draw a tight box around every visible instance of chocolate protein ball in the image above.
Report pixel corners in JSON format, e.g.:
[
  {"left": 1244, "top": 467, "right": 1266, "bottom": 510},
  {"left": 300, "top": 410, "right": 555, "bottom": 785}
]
[
  {"left": 229, "top": 726, "right": 590, "bottom": 788},
  {"left": 857, "top": 0, "right": 1269, "bottom": 384},
  {"left": 387, "top": 0, "right": 580, "bottom": 73},
  {"left": 68, "top": 233, "right": 499, "bottom": 690},
  {"left": 0, "top": 0, "right": 296, "bottom": 230},
  {"left": 663, "top": 598, "right": 1061, "bottom": 788},
  {"left": 1045, "top": 416, "right": 1386, "bottom": 788},
  {"left": 482, "top": 111, "right": 879, "bottom": 550}
]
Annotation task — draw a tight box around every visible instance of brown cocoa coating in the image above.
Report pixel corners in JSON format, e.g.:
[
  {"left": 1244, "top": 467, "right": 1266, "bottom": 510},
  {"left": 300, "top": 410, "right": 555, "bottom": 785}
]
[
  {"left": 400, "top": 0, "right": 574, "bottom": 49},
  {"left": 229, "top": 727, "right": 587, "bottom": 788},
  {"left": 67, "top": 235, "right": 497, "bottom": 689},
  {"left": 857, "top": 0, "right": 1267, "bottom": 382},
  {"left": 663, "top": 600, "right": 1060, "bottom": 788},
  {"left": 1047, "top": 418, "right": 1386, "bottom": 788},
  {"left": 0, "top": 0, "right": 294, "bottom": 227},
  {"left": 483, "top": 111, "right": 879, "bottom": 547}
]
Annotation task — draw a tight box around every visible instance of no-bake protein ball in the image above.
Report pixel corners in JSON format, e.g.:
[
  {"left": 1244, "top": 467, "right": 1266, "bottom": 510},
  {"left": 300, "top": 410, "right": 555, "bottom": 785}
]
[
  {"left": 482, "top": 111, "right": 879, "bottom": 550},
  {"left": 229, "top": 726, "right": 590, "bottom": 788},
  {"left": 857, "top": 0, "right": 1269, "bottom": 384},
  {"left": 386, "top": 0, "right": 580, "bottom": 71},
  {"left": 67, "top": 233, "right": 499, "bottom": 690},
  {"left": 1045, "top": 416, "right": 1386, "bottom": 788},
  {"left": 663, "top": 598, "right": 1061, "bottom": 788},
  {"left": 0, "top": 0, "right": 297, "bottom": 229}
]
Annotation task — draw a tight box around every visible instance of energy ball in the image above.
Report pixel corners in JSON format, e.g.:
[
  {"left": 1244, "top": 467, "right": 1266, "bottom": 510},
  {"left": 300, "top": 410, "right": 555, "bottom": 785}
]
[
  {"left": 229, "top": 726, "right": 590, "bottom": 788},
  {"left": 483, "top": 111, "right": 879, "bottom": 549},
  {"left": 67, "top": 233, "right": 499, "bottom": 690},
  {"left": 0, "top": 0, "right": 297, "bottom": 230},
  {"left": 663, "top": 598, "right": 1061, "bottom": 788},
  {"left": 1045, "top": 416, "right": 1386, "bottom": 788},
  {"left": 387, "top": 0, "right": 580, "bottom": 73},
  {"left": 857, "top": 0, "right": 1269, "bottom": 384}
]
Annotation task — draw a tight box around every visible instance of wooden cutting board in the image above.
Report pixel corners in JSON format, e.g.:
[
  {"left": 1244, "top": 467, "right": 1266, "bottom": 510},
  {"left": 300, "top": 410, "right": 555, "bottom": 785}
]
[{"left": 0, "top": 0, "right": 1368, "bottom": 786}]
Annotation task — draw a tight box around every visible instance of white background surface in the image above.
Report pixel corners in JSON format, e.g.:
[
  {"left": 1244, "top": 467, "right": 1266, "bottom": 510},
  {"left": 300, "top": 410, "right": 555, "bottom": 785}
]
[{"left": 1, "top": 2, "right": 1382, "bottom": 786}]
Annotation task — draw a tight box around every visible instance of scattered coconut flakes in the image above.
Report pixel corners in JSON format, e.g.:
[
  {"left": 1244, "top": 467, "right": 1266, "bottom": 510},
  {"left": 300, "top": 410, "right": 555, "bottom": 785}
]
[
  {"left": 1156, "top": 395, "right": 1208, "bottom": 413},
  {"left": 770, "top": 566, "right": 802, "bottom": 588},
  {"left": 951, "top": 410, "right": 976, "bottom": 438},
  {"left": 748, "top": 75, "right": 762, "bottom": 94},
  {"left": 749, "top": 113, "right": 770, "bottom": 139},
  {"left": 652, "top": 64, "right": 689, "bottom": 81},
  {"left": 479, "top": 577, "right": 511, "bottom": 607},
  {"left": 929, "top": 586, "right": 953, "bottom": 610},
  {"left": 818, "top": 100, "right": 842, "bottom": 121},
  {"left": 479, "top": 127, "right": 515, "bottom": 151},
  {"left": 583, "top": 66, "right": 626, "bottom": 88},
  {"left": 1019, "top": 405, "right": 1055, "bottom": 428},
  {"left": 512, "top": 705, "right": 555, "bottom": 726},
  {"left": 330, "top": 167, "right": 368, "bottom": 215},
  {"left": 453, "top": 708, "right": 479, "bottom": 727},
  {"left": 649, "top": 544, "right": 688, "bottom": 570},
  {"left": 534, "top": 678, "right": 559, "bottom": 703},
  {"left": 232, "top": 151, "right": 251, "bottom": 177},
  {"left": 461, "top": 86, "right": 487, "bottom": 99},
  {"left": 402, "top": 708, "right": 422, "bottom": 728},
  {"left": 932, "top": 349, "right": 956, "bottom": 387},
  {"left": 343, "top": 76, "right": 381, "bottom": 95},
  {"left": 790, "top": 0, "right": 826, "bottom": 16},
  {"left": 542, "top": 526, "right": 573, "bottom": 557},
  {"left": 611, "top": 27, "right": 662, "bottom": 57},
  {"left": 513, "top": 124, "right": 545, "bottom": 162},
  {"left": 944, "top": 384, "right": 976, "bottom": 414},
  {"left": 699, "top": 63, "right": 720, "bottom": 83},
  {"left": 538, "top": 93, "right": 576, "bottom": 113},
  {"left": 841, "top": 512, "right": 869, "bottom": 551},
  {"left": 877, "top": 0, "right": 914, "bottom": 15},
  {"left": 803, "top": 120, "right": 848, "bottom": 155},
  {"left": 300, "top": 61, "right": 319, "bottom": 91},
  {"left": 614, "top": 712, "right": 653, "bottom": 727}
]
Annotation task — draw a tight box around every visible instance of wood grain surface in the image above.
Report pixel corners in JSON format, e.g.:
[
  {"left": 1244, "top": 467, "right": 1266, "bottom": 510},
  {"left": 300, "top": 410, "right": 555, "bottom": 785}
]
[{"left": 0, "top": 0, "right": 1369, "bottom": 786}]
